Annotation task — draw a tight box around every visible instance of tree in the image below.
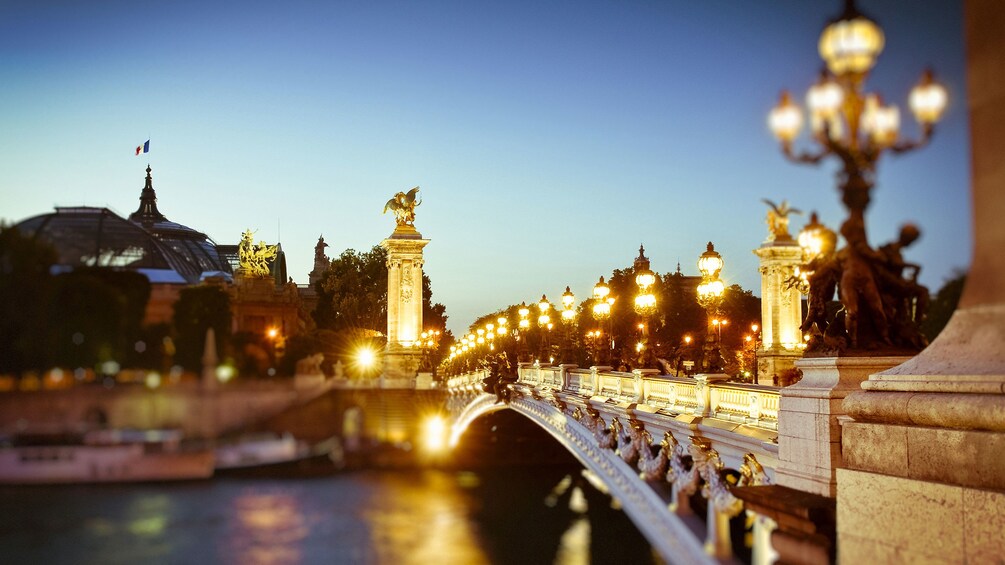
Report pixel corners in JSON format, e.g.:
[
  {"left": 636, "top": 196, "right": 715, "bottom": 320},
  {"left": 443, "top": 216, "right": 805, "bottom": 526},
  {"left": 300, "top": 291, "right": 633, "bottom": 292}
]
[
  {"left": 313, "top": 246, "right": 388, "bottom": 336},
  {"left": 50, "top": 268, "right": 151, "bottom": 371},
  {"left": 312, "top": 245, "right": 449, "bottom": 369},
  {"left": 922, "top": 271, "right": 966, "bottom": 342},
  {"left": 0, "top": 225, "right": 56, "bottom": 375},
  {"left": 172, "top": 284, "right": 232, "bottom": 371}
]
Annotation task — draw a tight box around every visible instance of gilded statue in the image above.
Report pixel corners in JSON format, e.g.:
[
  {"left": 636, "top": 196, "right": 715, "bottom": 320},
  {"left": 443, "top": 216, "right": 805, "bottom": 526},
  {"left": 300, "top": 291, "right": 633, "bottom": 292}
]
[
  {"left": 762, "top": 199, "right": 802, "bottom": 241},
  {"left": 383, "top": 187, "right": 421, "bottom": 226},
  {"left": 238, "top": 229, "right": 278, "bottom": 278}
]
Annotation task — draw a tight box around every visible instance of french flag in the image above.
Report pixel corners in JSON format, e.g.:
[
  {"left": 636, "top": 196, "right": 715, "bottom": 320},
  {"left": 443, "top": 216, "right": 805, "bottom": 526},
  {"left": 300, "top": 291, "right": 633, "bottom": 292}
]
[{"left": 135, "top": 140, "right": 150, "bottom": 155}]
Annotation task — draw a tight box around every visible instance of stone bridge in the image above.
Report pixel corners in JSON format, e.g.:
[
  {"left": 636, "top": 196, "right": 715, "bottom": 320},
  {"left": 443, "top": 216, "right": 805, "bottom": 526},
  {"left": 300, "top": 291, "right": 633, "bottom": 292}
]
[{"left": 445, "top": 363, "right": 788, "bottom": 564}]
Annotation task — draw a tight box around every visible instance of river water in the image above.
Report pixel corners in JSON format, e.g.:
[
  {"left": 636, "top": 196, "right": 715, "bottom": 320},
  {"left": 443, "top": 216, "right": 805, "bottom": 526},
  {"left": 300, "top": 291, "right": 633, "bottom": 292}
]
[{"left": 1, "top": 467, "right": 658, "bottom": 564}]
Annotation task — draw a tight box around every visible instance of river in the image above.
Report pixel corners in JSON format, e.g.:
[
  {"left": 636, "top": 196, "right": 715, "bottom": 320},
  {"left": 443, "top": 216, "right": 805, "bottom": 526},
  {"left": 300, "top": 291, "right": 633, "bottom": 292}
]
[{"left": 0, "top": 466, "right": 658, "bottom": 564}]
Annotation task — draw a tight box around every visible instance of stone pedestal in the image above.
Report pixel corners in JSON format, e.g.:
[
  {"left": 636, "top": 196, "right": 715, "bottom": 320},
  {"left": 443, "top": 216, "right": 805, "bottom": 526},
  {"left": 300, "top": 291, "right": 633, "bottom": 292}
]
[
  {"left": 756, "top": 346, "right": 803, "bottom": 386},
  {"left": 753, "top": 240, "right": 804, "bottom": 385},
  {"left": 834, "top": 3, "right": 1005, "bottom": 560},
  {"left": 733, "top": 484, "right": 835, "bottom": 565},
  {"left": 380, "top": 225, "right": 429, "bottom": 385},
  {"left": 775, "top": 356, "right": 908, "bottom": 497}
]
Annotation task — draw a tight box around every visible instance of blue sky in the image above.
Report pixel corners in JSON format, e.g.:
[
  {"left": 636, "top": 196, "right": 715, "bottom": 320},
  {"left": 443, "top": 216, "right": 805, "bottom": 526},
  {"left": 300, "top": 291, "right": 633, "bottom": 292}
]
[{"left": 0, "top": 1, "right": 970, "bottom": 335}]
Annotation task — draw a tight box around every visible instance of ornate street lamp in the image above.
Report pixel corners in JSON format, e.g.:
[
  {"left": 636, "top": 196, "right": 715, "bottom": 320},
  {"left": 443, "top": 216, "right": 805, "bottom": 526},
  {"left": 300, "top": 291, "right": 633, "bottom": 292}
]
[
  {"left": 592, "top": 276, "right": 616, "bottom": 363},
  {"left": 696, "top": 242, "right": 726, "bottom": 372},
  {"left": 633, "top": 245, "right": 658, "bottom": 369},
  {"left": 537, "top": 294, "right": 553, "bottom": 362},
  {"left": 517, "top": 302, "right": 531, "bottom": 362},
  {"left": 768, "top": 0, "right": 947, "bottom": 350},
  {"left": 559, "top": 286, "right": 577, "bottom": 363}
]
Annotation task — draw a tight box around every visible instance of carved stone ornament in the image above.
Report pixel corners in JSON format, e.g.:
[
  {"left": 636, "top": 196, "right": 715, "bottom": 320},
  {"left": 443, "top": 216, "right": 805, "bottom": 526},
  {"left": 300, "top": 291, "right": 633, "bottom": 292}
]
[
  {"left": 738, "top": 452, "right": 770, "bottom": 487},
  {"left": 383, "top": 187, "right": 421, "bottom": 226},
  {"left": 237, "top": 229, "right": 278, "bottom": 278},
  {"left": 616, "top": 419, "right": 642, "bottom": 466},
  {"left": 637, "top": 429, "right": 671, "bottom": 482},
  {"left": 762, "top": 199, "right": 802, "bottom": 242},
  {"left": 667, "top": 433, "right": 701, "bottom": 497}
]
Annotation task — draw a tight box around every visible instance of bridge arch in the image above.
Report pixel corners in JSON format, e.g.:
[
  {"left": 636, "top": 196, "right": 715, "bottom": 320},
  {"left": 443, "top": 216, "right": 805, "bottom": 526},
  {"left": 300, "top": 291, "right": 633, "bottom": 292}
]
[
  {"left": 449, "top": 392, "right": 711, "bottom": 563},
  {"left": 445, "top": 365, "right": 783, "bottom": 564}
]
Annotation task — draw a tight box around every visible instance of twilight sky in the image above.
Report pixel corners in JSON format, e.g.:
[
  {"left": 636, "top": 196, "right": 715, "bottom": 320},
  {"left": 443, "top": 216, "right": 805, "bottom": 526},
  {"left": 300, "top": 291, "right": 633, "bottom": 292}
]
[{"left": 0, "top": 0, "right": 971, "bottom": 335}]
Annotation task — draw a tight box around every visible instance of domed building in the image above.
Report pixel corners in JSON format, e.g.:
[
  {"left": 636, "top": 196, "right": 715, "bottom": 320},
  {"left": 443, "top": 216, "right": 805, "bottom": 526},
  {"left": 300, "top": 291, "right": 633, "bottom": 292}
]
[
  {"left": 127, "top": 166, "right": 233, "bottom": 279},
  {"left": 14, "top": 166, "right": 301, "bottom": 332},
  {"left": 15, "top": 206, "right": 204, "bottom": 284}
]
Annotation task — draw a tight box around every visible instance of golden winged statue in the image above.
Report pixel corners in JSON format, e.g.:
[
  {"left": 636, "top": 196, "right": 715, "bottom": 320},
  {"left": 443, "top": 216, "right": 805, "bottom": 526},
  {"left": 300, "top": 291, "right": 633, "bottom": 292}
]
[
  {"left": 762, "top": 198, "right": 802, "bottom": 241},
  {"left": 238, "top": 229, "right": 278, "bottom": 278},
  {"left": 383, "top": 187, "right": 421, "bottom": 226}
]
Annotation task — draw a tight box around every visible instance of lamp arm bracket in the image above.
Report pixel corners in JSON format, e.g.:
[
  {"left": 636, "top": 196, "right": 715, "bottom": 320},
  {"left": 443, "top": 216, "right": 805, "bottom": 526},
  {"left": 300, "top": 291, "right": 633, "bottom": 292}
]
[{"left": 782, "top": 142, "right": 829, "bottom": 165}]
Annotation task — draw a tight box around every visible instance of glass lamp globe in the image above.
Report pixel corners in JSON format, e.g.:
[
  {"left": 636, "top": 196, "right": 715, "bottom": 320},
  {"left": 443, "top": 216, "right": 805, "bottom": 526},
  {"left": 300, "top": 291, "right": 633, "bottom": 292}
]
[
  {"left": 909, "top": 69, "right": 948, "bottom": 124},
  {"left": 593, "top": 276, "right": 610, "bottom": 300},
  {"left": 697, "top": 242, "right": 724, "bottom": 279},
  {"left": 561, "top": 286, "right": 575, "bottom": 309},
  {"left": 818, "top": 2, "right": 885, "bottom": 76},
  {"left": 769, "top": 91, "right": 803, "bottom": 142}
]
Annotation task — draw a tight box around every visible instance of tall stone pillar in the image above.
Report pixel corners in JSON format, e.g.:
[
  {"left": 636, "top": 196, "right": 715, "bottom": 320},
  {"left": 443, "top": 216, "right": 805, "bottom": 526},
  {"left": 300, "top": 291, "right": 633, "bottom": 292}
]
[
  {"left": 380, "top": 223, "right": 429, "bottom": 385},
  {"left": 837, "top": 2, "right": 1005, "bottom": 561},
  {"left": 753, "top": 233, "right": 804, "bottom": 385}
]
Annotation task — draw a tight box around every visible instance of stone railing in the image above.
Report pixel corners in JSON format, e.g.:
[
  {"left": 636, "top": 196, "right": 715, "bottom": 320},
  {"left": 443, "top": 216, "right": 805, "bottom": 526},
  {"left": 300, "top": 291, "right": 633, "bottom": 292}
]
[
  {"left": 517, "top": 364, "right": 780, "bottom": 431},
  {"left": 445, "top": 363, "right": 783, "bottom": 564}
]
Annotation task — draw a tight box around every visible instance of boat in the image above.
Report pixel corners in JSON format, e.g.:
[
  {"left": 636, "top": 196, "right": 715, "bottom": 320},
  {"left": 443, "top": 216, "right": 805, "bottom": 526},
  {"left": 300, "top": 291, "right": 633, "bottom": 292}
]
[
  {"left": 0, "top": 429, "right": 214, "bottom": 484},
  {"left": 215, "top": 433, "right": 344, "bottom": 474}
]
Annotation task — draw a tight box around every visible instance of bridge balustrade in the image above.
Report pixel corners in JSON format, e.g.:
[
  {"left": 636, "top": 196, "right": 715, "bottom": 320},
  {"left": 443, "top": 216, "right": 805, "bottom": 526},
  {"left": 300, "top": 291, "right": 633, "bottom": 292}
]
[
  {"left": 444, "top": 363, "right": 784, "bottom": 564},
  {"left": 519, "top": 365, "right": 780, "bottom": 431}
]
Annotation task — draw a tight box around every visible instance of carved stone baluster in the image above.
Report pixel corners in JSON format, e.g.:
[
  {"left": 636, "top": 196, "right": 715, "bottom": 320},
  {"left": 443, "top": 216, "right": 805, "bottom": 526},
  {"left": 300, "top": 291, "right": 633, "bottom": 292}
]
[
  {"left": 616, "top": 419, "right": 642, "bottom": 465},
  {"left": 665, "top": 431, "right": 697, "bottom": 515},
  {"left": 637, "top": 429, "right": 670, "bottom": 482}
]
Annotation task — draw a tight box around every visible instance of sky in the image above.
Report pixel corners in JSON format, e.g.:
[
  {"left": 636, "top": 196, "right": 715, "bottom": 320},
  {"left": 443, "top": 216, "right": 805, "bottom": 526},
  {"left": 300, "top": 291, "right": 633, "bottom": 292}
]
[{"left": 0, "top": 0, "right": 971, "bottom": 336}]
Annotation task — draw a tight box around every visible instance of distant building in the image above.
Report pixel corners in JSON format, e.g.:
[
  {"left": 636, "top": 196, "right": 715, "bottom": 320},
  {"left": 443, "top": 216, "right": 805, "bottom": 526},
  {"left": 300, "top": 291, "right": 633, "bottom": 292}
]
[{"left": 14, "top": 166, "right": 306, "bottom": 338}]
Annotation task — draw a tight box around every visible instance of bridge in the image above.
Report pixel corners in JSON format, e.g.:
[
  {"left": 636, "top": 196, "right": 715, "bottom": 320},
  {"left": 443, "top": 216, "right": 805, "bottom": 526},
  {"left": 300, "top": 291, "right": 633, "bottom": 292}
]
[{"left": 445, "top": 364, "right": 782, "bottom": 564}]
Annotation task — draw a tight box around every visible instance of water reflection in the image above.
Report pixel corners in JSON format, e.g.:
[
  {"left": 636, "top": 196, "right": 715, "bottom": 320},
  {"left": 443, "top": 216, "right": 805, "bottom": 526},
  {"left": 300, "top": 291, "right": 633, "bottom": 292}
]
[
  {"left": 227, "top": 489, "right": 309, "bottom": 564},
  {"left": 362, "top": 471, "right": 488, "bottom": 565},
  {"left": 1, "top": 468, "right": 654, "bottom": 564}
]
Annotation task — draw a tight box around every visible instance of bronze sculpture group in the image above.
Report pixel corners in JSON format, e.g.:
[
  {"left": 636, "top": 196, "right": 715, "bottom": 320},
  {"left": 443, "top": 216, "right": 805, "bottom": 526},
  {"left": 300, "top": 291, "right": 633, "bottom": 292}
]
[{"left": 793, "top": 172, "right": 930, "bottom": 354}]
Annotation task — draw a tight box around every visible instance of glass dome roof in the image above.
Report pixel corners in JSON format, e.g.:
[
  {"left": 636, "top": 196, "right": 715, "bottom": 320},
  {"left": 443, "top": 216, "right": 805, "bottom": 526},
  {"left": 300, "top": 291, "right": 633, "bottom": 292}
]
[
  {"left": 15, "top": 166, "right": 237, "bottom": 284},
  {"left": 128, "top": 166, "right": 232, "bottom": 275},
  {"left": 16, "top": 207, "right": 203, "bottom": 283}
]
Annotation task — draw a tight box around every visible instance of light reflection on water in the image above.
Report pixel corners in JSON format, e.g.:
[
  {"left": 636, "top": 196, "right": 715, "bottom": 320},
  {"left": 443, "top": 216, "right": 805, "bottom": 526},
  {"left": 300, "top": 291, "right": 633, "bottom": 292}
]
[{"left": 0, "top": 468, "right": 653, "bottom": 564}]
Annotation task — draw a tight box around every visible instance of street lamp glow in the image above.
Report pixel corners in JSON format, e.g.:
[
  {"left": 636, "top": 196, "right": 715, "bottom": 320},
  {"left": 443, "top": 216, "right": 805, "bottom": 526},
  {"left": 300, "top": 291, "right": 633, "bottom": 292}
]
[
  {"left": 593, "top": 276, "right": 610, "bottom": 301},
  {"left": 422, "top": 415, "right": 448, "bottom": 453},
  {"left": 697, "top": 242, "right": 724, "bottom": 280},
  {"left": 769, "top": 91, "right": 803, "bottom": 143},
  {"left": 561, "top": 286, "right": 575, "bottom": 309},
  {"left": 817, "top": 1, "right": 884, "bottom": 76},
  {"left": 807, "top": 71, "right": 844, "bottom": 121},
  {"left": 909, "top": 69, "right": 948, "bottom": 124},
  {"left": 355, "top": 347, "right": 377, "bottom": 368},
  {"left": 538, "top": 295, "right": 552, "bottom": 313}
]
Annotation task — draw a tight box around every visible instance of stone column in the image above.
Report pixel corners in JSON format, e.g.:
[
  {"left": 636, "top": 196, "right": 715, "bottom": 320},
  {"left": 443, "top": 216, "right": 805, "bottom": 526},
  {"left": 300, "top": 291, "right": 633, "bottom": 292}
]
[
  {"left": 837, "top": 2, "right": 1005, "bottom": 561},
  {"left": 380, "top": 225, "right": 430, "bottom": 385},
  {"left": 753, "top": 240, "right": 804, "bottom": 385}
]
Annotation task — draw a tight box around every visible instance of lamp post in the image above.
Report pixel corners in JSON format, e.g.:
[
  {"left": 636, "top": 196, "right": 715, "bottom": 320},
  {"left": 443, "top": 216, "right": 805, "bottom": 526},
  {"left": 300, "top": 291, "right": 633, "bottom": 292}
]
[
  {"left": 517, "top": 302, "right": 531, "bottom": 362},
  {"left": 768, "top": 0, "right": 947, "bottom": 350},
  {"left": 633, "top": 245, "right": 657, "bottom": 369},
  {"left": 696, "top": 242, "right": 726, "bottom": 373},
  {"left": 592, "top": 276, "right": 615, "bottom": 365},
  {"left": 560, "top": 286, "right": 576, "bottom": 364},
  {"left": 681, "top": 334, "right": 694, "bottom": 376},
  {"left": 537, "top": 294, "right": 553, "bottom": 362}
]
